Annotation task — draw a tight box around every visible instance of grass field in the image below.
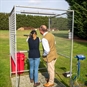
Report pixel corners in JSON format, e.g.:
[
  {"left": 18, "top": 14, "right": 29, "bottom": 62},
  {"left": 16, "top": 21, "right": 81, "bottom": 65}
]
[{"left": 0, "top": 30, "right": 87, "bottom": 87}]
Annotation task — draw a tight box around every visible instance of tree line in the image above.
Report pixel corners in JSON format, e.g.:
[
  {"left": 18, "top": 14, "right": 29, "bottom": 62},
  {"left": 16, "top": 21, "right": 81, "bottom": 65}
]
[
  {"left": 0, "top": 13, "right": 69, "bottom": 30},
  {"left": 0, "top": 13, "right": 9, "bottom": 30},
  {"left": 0, "top": 13, "right": 48, "bottom": 30}
]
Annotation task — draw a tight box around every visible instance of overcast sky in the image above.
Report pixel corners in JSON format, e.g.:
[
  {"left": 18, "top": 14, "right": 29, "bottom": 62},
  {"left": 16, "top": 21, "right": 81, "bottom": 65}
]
[{"left": 0, "top": 0, "right": 69, "bottom": 13}]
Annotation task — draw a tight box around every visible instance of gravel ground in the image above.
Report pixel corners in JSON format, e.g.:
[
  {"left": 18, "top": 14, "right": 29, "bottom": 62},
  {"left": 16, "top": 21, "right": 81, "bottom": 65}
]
[{"left": 11, "top": 72, "right": 66, "bottom": 87}]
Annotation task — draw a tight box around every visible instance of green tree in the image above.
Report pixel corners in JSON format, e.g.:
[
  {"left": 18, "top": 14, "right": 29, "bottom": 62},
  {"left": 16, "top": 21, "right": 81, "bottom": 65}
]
[
  {"left": 16, "top": 14, "right": 48, "bottom": 29},
  {"left": 0, "top": 13, "right": 9, "bottom": 30},
  {"left": 66, "top": 0, "right": 87, "bottom": 39}
]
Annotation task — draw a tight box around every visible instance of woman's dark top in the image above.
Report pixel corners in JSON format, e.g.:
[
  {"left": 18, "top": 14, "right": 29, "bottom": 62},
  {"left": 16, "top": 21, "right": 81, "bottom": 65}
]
[{"left": 28, "top": 37, "right": 40, "bottom": 58}]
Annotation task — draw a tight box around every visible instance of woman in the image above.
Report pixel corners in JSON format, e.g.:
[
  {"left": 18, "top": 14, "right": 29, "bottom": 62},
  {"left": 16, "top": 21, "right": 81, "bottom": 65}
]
[{"left": 27, "top": 30, "right": 40, "bottom": 87}]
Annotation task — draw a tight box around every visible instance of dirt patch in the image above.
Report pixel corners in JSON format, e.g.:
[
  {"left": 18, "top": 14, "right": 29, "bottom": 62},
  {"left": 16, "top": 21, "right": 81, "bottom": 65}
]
[{"left": 18, "top": 27, "right": 34, "bottom": 30}]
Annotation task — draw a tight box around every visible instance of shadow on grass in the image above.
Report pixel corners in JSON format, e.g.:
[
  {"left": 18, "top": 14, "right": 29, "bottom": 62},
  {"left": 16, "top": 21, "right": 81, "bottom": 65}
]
[
  {"left": 25, "top": 58, "right": 29, "bottom": 69},
  {"left": 74, "top": 40, "right": 87, "bottom": 47},
  {"left": 56, "top": 72, "right": 69, "bottom": 87},
  {"left": 60, "top": 67, "right": 67, "bottom": 72},
  {"left": 84, "top": 81, "right": 87, "bottom": 86},
  {"left": 54, "top": 78, "right": 69, "bottom": 87},
  {"left": 39, "top": 60, "right": 47, "bottom": 72},
  {"left": 61, "top": 81, "right": 70, "bottom": 87}
]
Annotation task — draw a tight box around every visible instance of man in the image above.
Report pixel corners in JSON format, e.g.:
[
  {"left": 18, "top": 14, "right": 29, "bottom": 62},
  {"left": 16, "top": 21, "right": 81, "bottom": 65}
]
[{"left": 39, "top": 25, "right": 58, "bottom": 87}]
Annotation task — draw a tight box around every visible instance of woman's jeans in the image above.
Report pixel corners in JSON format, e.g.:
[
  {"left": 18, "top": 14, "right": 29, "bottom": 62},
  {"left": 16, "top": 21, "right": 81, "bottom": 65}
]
[{"left": 29, "top": 58, "right": 40, "bottom": 83}]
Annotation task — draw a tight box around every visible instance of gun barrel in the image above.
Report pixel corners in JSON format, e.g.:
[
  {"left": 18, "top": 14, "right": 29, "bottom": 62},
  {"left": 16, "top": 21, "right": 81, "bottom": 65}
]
[{"left": 23, "top": 34, "right": 29, "bottom": 36}]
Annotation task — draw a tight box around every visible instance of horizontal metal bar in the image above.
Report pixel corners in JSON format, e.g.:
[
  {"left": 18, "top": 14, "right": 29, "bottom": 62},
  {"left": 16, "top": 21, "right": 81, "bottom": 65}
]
[
  {"left": 58, "top": 52, "right": 70, "bottom": 58},
  {"left": 21, "top": 11, "right": 56, "bottom": 16},
  {"left": 16, "top": 5, "right": 74, "bottom": 12},
  {"left": 11, "top": 68, "right": 46, "bottom": 74},
  {"left": 51, "top": 12, "right": 67, "bottom": 18},
  {"left": 17, "top": 50, "right": 28, "bottom": 53}
]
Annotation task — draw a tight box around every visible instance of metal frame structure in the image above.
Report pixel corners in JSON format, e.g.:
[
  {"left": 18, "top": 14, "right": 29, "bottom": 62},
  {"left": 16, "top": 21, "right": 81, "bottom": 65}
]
[{"left": 9, "top": 5, "right": 74, "bottom": 87}]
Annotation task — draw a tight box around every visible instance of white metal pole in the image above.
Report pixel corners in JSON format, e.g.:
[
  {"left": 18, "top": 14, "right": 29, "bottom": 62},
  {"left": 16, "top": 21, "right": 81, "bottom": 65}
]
[
  {"left": 14, "top": 6, "right": 18, "bottom": 87},
  {"left": 48, "top": 17, "right": 50, "bottom": 31},
  {"left": 70, "top": 10, "right": 74, "bottom": 79},
  {"left": 9, "top": 16, "right": 11, "bottom": 77},
  {"left": 70, "top": 10, "right": 74, "bottom": 87}
]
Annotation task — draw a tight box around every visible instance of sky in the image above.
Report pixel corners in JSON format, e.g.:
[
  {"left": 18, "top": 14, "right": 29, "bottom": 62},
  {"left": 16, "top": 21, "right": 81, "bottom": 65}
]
[{"left": 0, "top": 0, "right": 69, "bottom": 13}]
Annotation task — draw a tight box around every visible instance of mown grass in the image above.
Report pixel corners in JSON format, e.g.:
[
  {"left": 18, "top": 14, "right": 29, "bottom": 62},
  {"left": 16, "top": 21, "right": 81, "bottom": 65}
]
[
  {"left": 0, "top": 31, "right": 11, "bottom": 87},
  {"left": 0, "top": 30, "right": 87, "bottom": 87}
]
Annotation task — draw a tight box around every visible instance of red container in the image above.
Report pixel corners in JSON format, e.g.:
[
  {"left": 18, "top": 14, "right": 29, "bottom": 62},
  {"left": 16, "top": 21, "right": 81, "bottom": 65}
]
[
  {"left": 11, "top": 57, "right": 15, "bottom": 73},
  {"left": 11, "top": 52, "right": 25, "bottom": 74}
]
